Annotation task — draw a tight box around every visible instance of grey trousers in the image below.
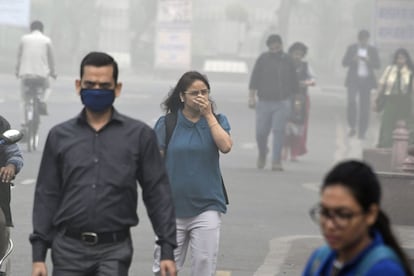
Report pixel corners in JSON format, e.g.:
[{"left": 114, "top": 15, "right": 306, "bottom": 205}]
[
  {"left": 51, "top": 231, "right": 133, "bottom": 276},
  {"left": 153, "top": 210, "right": 222, "bottom": 276}
]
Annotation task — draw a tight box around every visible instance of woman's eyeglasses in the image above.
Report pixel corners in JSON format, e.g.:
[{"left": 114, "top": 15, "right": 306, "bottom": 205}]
[
  {"left": 183, "top": 89, "right": 210, "bottom": 96},
  {"left": 309, "top": 204, "right": 365, "bottom": 228}
]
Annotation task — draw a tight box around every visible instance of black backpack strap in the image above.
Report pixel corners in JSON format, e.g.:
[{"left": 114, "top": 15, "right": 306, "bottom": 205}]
[
  {"left": 221, "top": 175, "right": 229, "bottom": 205},
  {"left": 212, "top": 114, "right": 229, "bottom": 205},
  {"left": 164, "top": 112, "right": 178, "bottom": 154}
]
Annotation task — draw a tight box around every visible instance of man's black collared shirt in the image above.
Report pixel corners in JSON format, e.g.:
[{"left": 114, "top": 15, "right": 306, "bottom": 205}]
[{"left": 30, "top": 109, "right": 177, "bottom": 262}]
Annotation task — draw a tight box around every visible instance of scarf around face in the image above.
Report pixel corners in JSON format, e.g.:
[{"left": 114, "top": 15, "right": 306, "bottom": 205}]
[{"left": 380, "top": 65, "right": 413, "bottom": 95}]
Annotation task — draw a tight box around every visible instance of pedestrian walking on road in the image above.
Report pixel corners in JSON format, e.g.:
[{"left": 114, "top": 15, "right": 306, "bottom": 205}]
[
  {"left": 30, "top": 52, "right": 177, "bottom": 276},
  {"left": 342, "top": 30, "right": 381, "bottom": 139},
  {"left": 282, "top": 42, "right": 315, "bottom": 162},
  {"left": 248, "top": 34, "right": 300, "bottom": 171},
  {"left": 152, "top": 71, "right": 232, "bottom": 276},
  {"left": 303, "top": 160, "right": 413, "bottom": 276},
  {"left": 375, "top": 48, "right": 414, "bottom": 148}
]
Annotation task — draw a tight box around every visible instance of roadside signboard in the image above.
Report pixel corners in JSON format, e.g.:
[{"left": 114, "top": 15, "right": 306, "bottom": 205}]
[
  {"left": 154, "top": 0, "right": 192, "bottom": 70},
  {"left": 375, "top": 0, "right": 414, "bottom": 50},
  {"left": 0, "top": 0, "right": 30, "bottom": 27}
]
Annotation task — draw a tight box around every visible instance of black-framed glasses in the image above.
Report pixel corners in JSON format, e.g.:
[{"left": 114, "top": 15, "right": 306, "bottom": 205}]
[
  {"left": 183, "top": 89, "right": 210, "bottom": 96},
  {"left": 309, "top": 204, "right": 365, "bottom": 228}
]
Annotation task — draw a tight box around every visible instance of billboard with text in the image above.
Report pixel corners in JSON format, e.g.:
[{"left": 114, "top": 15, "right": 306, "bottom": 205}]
[
  {"left": 0, "top": 0, "right": 30, "bottom": 27},
  {"left": 375, "top": 0, "right": 414, "bottom": 50}
]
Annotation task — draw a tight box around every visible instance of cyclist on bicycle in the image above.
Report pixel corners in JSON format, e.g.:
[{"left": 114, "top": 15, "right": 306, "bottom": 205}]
[
  {"left": 15, "top": 20, "right": 56, "bottom": 123},
  {"left": 0, "top": 115, "right": 23, "bottom": 260}
]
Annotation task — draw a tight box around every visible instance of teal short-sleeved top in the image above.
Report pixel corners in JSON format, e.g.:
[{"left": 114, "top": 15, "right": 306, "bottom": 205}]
[{"left": 154, "top": 110, "right": 231, "bottom": 218}]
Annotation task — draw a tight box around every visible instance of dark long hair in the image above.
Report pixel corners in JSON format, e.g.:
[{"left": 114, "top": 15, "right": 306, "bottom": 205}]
[
  {"left": 322, "top": 160, "right": 413, "bottom": 276},
  {"left": 393, "top": 48, "right": 414, "bottom": 72},
  {"left": 162, "top": 71, "right": 213, "bottom": 114}
]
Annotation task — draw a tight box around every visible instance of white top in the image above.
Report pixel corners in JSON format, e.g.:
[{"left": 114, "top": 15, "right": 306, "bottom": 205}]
[
  {"left": 16, "top": 30, "right": 55, "bottom": 78},
  {"left": 357, "top": 47, "right": 369, "bottom": 78}
]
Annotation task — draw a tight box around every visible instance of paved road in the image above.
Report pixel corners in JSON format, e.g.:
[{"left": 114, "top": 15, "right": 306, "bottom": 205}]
[{"left": 0, "top": 72, "right": 402, "bottom": 275}]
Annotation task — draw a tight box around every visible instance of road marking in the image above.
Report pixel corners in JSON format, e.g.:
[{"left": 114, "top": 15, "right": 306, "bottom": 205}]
[
  {"left": 253, "top": 235, "right": 321, "bottom": 276},
  {"left": 302, "top": 182, "right": 319, "bottom": 192},
  {"left": 21, "top": 179, "right": 36, "bottom": 185},
  {"left": 216, "top": 271, "right": 231, "bottom": 276},
  {"left": 240, "top": 142, "right": 256, "bottom": 150},
  {"left": 334, "top": 117, "right": 347, "bottom": 162}
]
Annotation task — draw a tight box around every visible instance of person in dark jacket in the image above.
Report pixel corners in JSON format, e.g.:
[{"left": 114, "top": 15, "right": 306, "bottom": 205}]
[
  {"left": 303, "top": 160, "right": 413, "bottom": 276},
  {"left": 342, "top": 30, "right": 380, "bottom": 139},
  {"left": 0, "top": 115, "right": 23, "bottom": 261},
  {"left": 30, "top": 52, "right": 177, "bottom": 276},
  {"left": 248, "top": 34, "right": 299, "bottom": 171}
]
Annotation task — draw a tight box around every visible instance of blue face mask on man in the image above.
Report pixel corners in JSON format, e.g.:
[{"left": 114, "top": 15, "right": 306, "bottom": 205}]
[{"left": 80, "top": 89, "right": 115, "bottom": 112}]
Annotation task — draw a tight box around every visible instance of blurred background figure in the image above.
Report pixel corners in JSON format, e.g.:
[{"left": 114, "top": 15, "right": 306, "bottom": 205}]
[
  {"left": 303, "top": 160, "right": 413, "bottom": 276},
  {"left": 283, "top": 42, "right": 315, "bottom": 162},
  {"left": 248, "top": 34, "right": 299, "bottom": 171},
  {"left": 15, "top": 20, "right": 56, "bottom": 122},
  {"left": 375, "top": 48, "right": 414, "bottom": 148},
  {"left": 342, "top": 30, "right": 380, "bottom": 140}
]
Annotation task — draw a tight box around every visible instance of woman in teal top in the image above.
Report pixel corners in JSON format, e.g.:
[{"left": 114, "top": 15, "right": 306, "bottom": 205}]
[{"left": 152, "top": 71, "right": 232, "bottom": 276}]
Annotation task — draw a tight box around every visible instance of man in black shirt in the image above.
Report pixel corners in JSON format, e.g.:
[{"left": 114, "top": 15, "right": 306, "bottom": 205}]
[
  {"left": 30, "top": 52, "right": 177, "bottom": 276},
  {"left": 248, "top": 34, "right": 299, "bottom": 171},
  {"left": 342, "top": 30, "right": 380, "bottom": 139}
]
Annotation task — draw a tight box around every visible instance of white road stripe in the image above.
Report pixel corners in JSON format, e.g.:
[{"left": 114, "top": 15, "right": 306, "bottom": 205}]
[
  {"left": 216, "top": 271, "right": 231, "bottom": 276},
  {"left": 20, "top": 179, "right": 36, "bottom": 185},
  {"left": 240, "top": 142, "right": 256, "bottom": 150},
  {"left": 301, "top": 182, "right": 320, "bottom": 192}
]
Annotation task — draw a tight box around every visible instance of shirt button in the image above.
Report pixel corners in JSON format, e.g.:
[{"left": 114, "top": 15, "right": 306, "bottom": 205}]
[
  {"left": 92, "top": 184, "right": 96, "bottom": 189},
  {"left": 94, "top": 158, "right": 99, "bottom": 163}
]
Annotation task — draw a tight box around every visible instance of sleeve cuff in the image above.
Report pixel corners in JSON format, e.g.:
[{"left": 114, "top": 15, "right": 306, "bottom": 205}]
[
  {"left": 160, "top": 243, "right": 175, "bottom": 261},
  {"left": 32, "top": 240, "right": 48, "bottom": 262},
  {"left": 7, "top": 160, "right": 22, "bottom": 173}
]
